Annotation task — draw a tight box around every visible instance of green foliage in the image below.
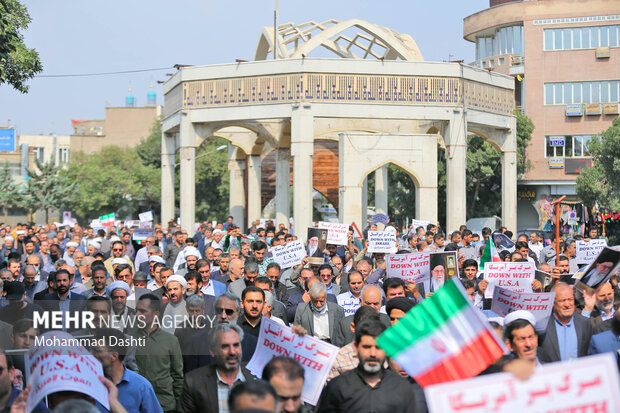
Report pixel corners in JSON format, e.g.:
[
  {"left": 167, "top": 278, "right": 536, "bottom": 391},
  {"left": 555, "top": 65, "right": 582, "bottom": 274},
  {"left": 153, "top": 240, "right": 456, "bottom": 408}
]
[
  {"left": 387, "top": 165, "right": 416, "bottom": 223},
  {"left": 25, "top": 159, "right": 77, "bottom": 222},
  {"left": 136, "top": 117, "right": 162, "bottom": 169},
  {"left": 194, "top": 138, "right": 230, "bottom": 220},
  {"left": 515, "top": 110, "right": 534, "bottom": 176},
  {"left": 0, "top": 0, "right": 42, "bottom": 93},
  {"left": 0, "top": 162, "right": 22, "bottom": 218},
  {"left": 576, "top": 117, "right": 620, "bottom": 210},
  {"left": 61, "top": 146, "right": 160, "bottom": 221}
]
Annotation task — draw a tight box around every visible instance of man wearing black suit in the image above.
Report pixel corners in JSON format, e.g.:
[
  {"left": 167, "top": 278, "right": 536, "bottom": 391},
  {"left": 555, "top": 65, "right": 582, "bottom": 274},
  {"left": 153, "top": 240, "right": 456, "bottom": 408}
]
[
  {"left": 286, "top": 273, "right": 337, "bottom": 322},
  {"left": 38, "top": 269, "right": 86, "bottom": 331},
  {"left": 179, "top": 323, "right": 255, "bottom": 413},
  {"left": 538, "top": 282, "right": 592, "bottom": 363}
]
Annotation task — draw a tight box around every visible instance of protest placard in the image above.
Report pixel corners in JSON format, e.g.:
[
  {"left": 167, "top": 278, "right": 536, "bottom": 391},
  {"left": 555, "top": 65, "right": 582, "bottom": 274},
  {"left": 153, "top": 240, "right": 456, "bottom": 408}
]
[
  {"left": 138, "top": 210, "right": 153, "bottom": 222},
  {"left": 576, "top": 247, "right": 620, "bottom": 292},
  {"left": 424, "top": 353, "right": 620, "bottom": 413},
  {"left": 26, "top": 331, "right": 110, "bottom": 412},
  {"left": 307, "top": 227, "right": 328, "bottom": 264},
  {"left": 271, "top": 240, "right": 307, "bottom": 269},
  {"left": 371, "top": 213, "right": 389, "bottom": 226},
  {"left": 386, "top": 251, "right": 458, "bottom": 293},
  {"left": 318, "top": 222, "right": 348, "bottom": 246},
  {"left": 491, "top": 287, "right": 555, "bottom": 330},
  {"left": 411, "top": 219, "right": 431, "bottom": 230},
  {"left": 247, "top": 317, "right": 339, "bottom": 405},
  {"left": 368, "top": 231, "right": 396, "bottom": 253},
  {"left": 132, "top": 228, "right": 155, "bottom": 241},
  {"left": 576, "top": 239, "right": 608, "bottom": 265},
  {"left": 483, "top": 262, "right": 535, "bottom": 299}
]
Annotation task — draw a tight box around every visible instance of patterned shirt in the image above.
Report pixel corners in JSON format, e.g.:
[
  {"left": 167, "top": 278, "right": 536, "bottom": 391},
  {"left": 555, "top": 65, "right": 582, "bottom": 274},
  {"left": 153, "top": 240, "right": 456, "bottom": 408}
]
[
  {"left": 258, "top": 256, "right": 274, "bottom": 277},
  {"left": 328, "top": 342, "right": 358, "bottom": 380},
  {"left": 217, "top": 368, "right": 246, "bottom": 413}
]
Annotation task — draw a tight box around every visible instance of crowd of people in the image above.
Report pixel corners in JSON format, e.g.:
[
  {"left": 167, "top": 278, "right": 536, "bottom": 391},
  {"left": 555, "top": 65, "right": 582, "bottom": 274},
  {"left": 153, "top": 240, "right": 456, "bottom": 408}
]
[{"left": 0, "top": 218, "right": 616, "bottom": 413}]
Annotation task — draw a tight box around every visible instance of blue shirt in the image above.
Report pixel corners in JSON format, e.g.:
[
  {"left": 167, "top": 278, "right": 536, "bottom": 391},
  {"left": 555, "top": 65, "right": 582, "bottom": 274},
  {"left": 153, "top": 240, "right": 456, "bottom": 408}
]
[
  {"left": 117, "top": 367, "right": 163, "bottom": 413},
  {"left": 554, "top": 315, "right": 578, "bottom": 361}
]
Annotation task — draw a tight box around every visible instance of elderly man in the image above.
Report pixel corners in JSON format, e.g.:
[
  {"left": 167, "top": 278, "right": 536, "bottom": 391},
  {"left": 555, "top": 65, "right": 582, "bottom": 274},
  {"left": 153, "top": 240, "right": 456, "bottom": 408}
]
[
  {"left": 62, "top": 241, "right": 79, "bottom": 267},
  {"left": 134, "top": 236, "right": 156, "bottom": 270},
  {"left": 108, "top": 280, "right": 135, "bottom": 333},
  {"left": 581, "top": 282, "right": 615, "bottom": 327},
  {"left": 503, "top": 311, "right": 540, "bottom": 364},
  {"left": 229, "top": 260, "right": 259, "bottom": 299},
  {"left": 114, "top": 263, "right": 148, "bottom": 308},
  {"left": 538, "top": 282, "right": 592, "bottom": 363},
  {"left": 317, "top": 319, "right": 419, "bottom": 412},
  {"left": 332, "top": 284, "right": 389, "bottom": 347},
  {"left": 179, "top": 323, "right": 255, "bottom": 413},
  {"left": 294, "top": 280, "right": 344, "bottom": 343},
  {"left": 580, "top": 252, "right": 617, "bottom": 289}
]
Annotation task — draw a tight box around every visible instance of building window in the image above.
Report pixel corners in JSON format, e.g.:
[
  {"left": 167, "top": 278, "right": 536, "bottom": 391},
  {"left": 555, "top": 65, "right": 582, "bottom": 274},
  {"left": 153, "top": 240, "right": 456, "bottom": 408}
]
[
  {"left": 545, "top": 135, "right": 594, "bottom": 158},
  {"left": 58, "top": 148, "right": 70, "bottom": 164},
  {"left": 475, "top": 24, "right": 524, "bottom": 60},
  {"left": 32, "top": 147, "right": 45, "bottom": 163},
  {"left": 544, "top": 81, "right": 620, "bottom": 105},
  {"left": 543, "top": 24, "right": 620, "bottom": 50}
]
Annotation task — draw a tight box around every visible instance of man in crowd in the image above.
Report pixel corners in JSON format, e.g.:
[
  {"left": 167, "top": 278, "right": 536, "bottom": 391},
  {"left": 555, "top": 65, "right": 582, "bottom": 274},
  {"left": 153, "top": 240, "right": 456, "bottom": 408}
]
[
  {"left": 294, "top": 280, "right": 344, "bottom": 343},
  {"left": 229, "top": 260, "right": 259, "bottom": 298},
  {"left": 336, "top": 271, "right": 365, "bottom": 317},
  {"left": 263, "top": 356, "right": 311, "bottom": 413},
  {"left": 237, "top": 286, "right": 265, "bottom": 338}
]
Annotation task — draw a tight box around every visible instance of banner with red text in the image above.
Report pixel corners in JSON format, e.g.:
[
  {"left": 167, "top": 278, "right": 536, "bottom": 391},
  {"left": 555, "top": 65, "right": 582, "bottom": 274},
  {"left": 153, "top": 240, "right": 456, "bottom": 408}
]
[
  {"left": 318, "top": 222, "right": 349, "bottom": 246},
  {"left": 491, "top": 286, "right": 555, "bottom": 330},
  {"left": 247, "top": 317, "right": 338, "bottom": 405},
  {"left": 483, "top": 262, "right": 535, "bottom": 299},
  {"left": 424, "top": 353, "right": 620, "bottom": 413}
]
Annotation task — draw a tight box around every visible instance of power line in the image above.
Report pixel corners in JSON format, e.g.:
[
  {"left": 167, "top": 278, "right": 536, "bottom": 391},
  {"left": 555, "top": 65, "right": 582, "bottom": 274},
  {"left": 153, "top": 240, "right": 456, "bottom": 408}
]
[{"left": 35, "top": 66, "right": 172, "bottom": 78}]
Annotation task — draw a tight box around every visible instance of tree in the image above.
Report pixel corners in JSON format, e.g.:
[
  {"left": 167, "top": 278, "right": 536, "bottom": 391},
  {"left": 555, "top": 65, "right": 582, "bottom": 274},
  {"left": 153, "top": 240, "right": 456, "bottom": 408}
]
[
  {"left": 136, "top": 117, "right": 162, "bottom": 168},
  {"left": 576, "top": 117, "right": 620, "bottom": 211},
  {"left": 62, "top": 146, "right": 160, "bottom": 221},
  {"left": 0, "top": 162, "right": 22, "bottom": 219},
  {"left": 0, "top": 0, "right": 42, "bottom": 93},
  {"left": 25, "top": 159, "right": 76, "bottom": 222}
]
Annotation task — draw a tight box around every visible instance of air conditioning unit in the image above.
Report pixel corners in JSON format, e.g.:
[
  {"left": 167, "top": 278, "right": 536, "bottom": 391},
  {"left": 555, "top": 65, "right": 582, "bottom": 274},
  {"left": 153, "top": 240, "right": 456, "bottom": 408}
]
[
  {"left": 511, "top": 55, "right": 523, "bottom": 66},
  {"left": 596, "top": 47, "right": 610, "bottom": 59}
]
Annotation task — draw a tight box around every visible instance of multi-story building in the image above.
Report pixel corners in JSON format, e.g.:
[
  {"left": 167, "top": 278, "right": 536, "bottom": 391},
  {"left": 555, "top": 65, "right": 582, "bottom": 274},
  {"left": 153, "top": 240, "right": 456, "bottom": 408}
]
[{"left": 464, "top": 0, "right": 620, "bottom": 230}]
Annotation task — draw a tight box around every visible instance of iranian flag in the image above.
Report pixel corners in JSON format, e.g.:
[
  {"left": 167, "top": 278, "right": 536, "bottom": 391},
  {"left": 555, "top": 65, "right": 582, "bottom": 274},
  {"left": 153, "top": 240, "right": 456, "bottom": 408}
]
[
  {"left": 478, "top": 235, "right": 502, "bottom": 270},
  {"left": 376, "top": 279, "right": 505, "bottom": 387},
  {"left": 99, "top": 213, "right": 115, "bottom": 227}
]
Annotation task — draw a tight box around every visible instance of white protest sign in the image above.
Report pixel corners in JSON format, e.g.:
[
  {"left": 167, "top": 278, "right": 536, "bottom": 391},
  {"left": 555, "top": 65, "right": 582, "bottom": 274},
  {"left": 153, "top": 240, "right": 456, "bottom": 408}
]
[
  {"left": 138, "top": 210, "right": 153, "bottom": 222},
  {"left": 386, "top": 252, "right": 431, "bottom": 284},
  {"left": 424, "top": 353, "right": 620, "bottom": 413},
  {"left": 576, "top": 239, "right": 608, "bottom": 265},
  {"left": 318, "top": 222, "right": 348, "bottom": 246},
  {"left": 411, "top": 219, "right": 431, "bottom": 230},
  {"left": 491, "top": 286, "right": 555, "bottom": 330},
  {"left": 271, "top": 240, "right": 307, "bottom": 269},
  {"left": 368, "top": 230, "right": 396, "bottom": 253},
  {"left": 26, "top": 331, "right": 110, "bottom": 412},
  {"left": 484, "top": 262, "right": 535, "bottom": 299},
  {"left": 132, "top": 228, "right": 155, "bottom": 241},
  {"left": 247, "top": 317, "right": 338, "bottom": 405}
]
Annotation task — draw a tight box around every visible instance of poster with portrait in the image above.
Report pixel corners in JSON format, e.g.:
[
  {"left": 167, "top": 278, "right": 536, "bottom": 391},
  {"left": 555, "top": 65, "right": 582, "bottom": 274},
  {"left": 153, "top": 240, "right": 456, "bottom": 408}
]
[
  {"left": 575, "top": 247, "right": 620, "bottom": 293},
  {"left": 307, "top": 227, "right": 328, "bottom": 265},
  {"left": 426, "top": 251, "right": 459, "bottom": 293}
]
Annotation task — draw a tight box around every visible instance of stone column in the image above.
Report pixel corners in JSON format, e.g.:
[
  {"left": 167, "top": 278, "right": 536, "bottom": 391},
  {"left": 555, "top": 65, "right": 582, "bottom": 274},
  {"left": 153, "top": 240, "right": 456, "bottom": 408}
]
[
  {"left": 228, "top": 144, "right": 246, "bottom": 231},
  {"left": 160, "top": 131, "right": 176, "bottom": 225},
  {"left": 247, "top": 154, "right": 262, "bottom": 224},
  {"left": 416, "top": 186, "right": 438, "bottom": 224},
  {"left": 179, "top": 113, "right": 196, "bottom": 236},
  {"left": 445, "top": 110, "right": 467, "bottom": 233},
  {"left": 338, "top": 132, "right": 363, "bottom": 228},
  {"left": 291, "top": 104, "right": 314, "bottom": 240},
  {"left": 502, "top": 118, "right": 518, "bottom": 232},
  {"left": 361, "top": 177, "right": 368, "bottom": 227},
  {"left": 275, "top": 148, "right": 291, "bottom": 227},
  {"left": 374, "top": 165, "right": 388, "bottom": 215}
]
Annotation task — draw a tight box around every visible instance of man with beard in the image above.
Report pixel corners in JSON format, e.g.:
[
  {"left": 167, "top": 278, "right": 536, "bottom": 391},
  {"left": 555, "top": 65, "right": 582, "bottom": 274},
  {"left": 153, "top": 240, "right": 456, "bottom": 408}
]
[
  {"left": 580, "top": 254, "right": 617, "bottom": 290},
  {"left": 582, "top": 282, "right": 615, "bottom": 327},
  {"left": 39, "top": 268, "right": 86, "bottom": 331},
  {"left": 22, "top": 264, "right": 46, "bottom": 303},
  {"left": 174, "top": 247, "right": 201, "bottom": 276},
  {"left": 266, "top": 262, "right": 288, "bottom": 303},
  {"left": 179, "top": 323, "right": 254, "bottom": 413},
  {"left": 85, "top": 265, "right": 110, "bottom": 298},
  {"left": 229, "top": 260, "right": 259, "bottom": 299},
  {"left": 588, "top": 308, "right": 620, "bottom": 358},
  {"left": 210, "top": 253, "right": 230, "bottom": 282},
  {"left": 237, "top": 286, "right": 265, "bottom": 338},
  {"left": 162, "top": 274, "right": 188, "bottom": 334},
  {"left": 108, "top": 281, "right": 135, "bottom": 333},
  {"left": 0, "top": 281, "right": 43, "bottom": 325},
  {"left": 197, "top": 260, "right": 226, "bottom": 297},
  {"left": 175, "top": 294, "right": 211, "bottom": 373},
  {"left": 503, "top": 311, "right": 540, "bottom": 364},
  {"left": 317, "top": 319, "right": 419, "bottom": 412}
]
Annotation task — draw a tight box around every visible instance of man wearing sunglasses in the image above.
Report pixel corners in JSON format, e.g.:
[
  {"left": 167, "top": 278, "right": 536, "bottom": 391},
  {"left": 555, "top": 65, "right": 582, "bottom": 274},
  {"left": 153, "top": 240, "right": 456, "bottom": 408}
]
[{"left": 104, "top": 241, "right": 135, "bottom": 276}]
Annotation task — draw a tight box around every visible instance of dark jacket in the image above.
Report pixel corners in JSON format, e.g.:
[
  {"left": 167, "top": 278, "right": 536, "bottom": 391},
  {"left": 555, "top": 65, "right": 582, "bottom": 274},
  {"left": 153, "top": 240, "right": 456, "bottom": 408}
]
[{"left": 537, "top": 313, "right": 592, "bottom": 363}]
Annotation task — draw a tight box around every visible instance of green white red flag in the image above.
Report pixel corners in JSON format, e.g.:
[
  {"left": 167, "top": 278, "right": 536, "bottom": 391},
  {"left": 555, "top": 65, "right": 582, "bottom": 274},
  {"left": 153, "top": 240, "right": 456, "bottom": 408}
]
[
  {"left": 479, "top": 235, "right": 502, "bottom": 270},
  {"left": 376, "top": 279, "right": 506, "bottom": 387},
  {"left": 99, "top": 213, "right": 115, "bottom": 227}
]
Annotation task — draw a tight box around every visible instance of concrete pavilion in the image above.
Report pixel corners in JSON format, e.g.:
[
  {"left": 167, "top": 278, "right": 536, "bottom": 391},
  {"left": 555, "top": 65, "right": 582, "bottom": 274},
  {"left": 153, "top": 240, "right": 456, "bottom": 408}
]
[{"left": 161, "top": 19, "right": 517, "bottom": 236}]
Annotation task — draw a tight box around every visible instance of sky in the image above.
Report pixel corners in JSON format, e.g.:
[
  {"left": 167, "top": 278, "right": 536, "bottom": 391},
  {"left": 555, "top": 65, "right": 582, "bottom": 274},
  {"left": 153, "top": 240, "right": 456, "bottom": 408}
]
[{"left": 0, "top": 0, "right": 489, "bottom": 136}]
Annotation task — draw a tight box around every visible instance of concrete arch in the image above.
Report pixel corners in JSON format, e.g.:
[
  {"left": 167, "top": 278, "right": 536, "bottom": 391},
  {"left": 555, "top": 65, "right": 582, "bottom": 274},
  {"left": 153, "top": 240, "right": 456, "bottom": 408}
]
[
  {"left": 255, "top": 19, "right": 423, "bottom": 61},
  {"left": 358, "top": 159, "right": 422, "bottom": 189},
  {"left": 467, "top": 126, "right": 503, "bottom": 152}
]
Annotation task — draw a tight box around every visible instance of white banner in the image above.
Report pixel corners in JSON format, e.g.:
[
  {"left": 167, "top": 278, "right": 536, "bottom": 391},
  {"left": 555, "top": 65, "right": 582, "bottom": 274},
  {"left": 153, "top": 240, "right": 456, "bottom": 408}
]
[
  {"left": 271, "top": 240, "right": 307, "bottom": 269},
  {"left": 318, "top": 222, "right": 348, "bottom": 246},
  {"left": 386, "top": 252, "right": 431, "bottom": 284},
  {"left": 425, "top": 354, "right": 620, "bottom": 413},
  {"left": 138, "top": 210, "right": 153, "bottom": 222},
  {"left": 133, "top": 228, "right": 155, "bottom": 241},
  {"left": 368, "top": 230, "right": 396, "bottom": 253},
  {"left": 491, "top": 287, "right": 555, "bottom": 330},
  {"left": 576, "top": 239, "right": 608, "bottom": 265},
  {"left": 247, "top": 317, "right": 339, "bottom": 406},
  {"left": 484, "top": 262, "right": 535, "bottom": 299},
  {"left": 411, "top": 219, "right": 431, "bottom": 230},
  {"left": 26, "top": 331, "right": 109, "bottom": 412}
]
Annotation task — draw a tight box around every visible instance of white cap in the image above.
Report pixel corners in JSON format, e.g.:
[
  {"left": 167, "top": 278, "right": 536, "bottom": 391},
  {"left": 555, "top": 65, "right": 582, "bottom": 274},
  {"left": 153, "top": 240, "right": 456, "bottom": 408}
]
[
  {"left": 112, "top": 258, "right": 127, "bottom": 265},
  {"left": 183, "top": 246, "right": 201, "bottom": 259},
  {"left": 166, "top": 274, "right": 187, "bottom": 288},
  {"left": 16, "top": 230, "right": 26, "bottom": 235},
  {"left": 109, "top": 236, "right": 121, "bottom": 242},
  {"left": 66, "top": 241, "right": 79, "bottom": 248},
  {"left": 88, "top": 240, "right": 101, "bottom": 249},
  {"left": 149, "top": 255, "right": 165, "bottom": 264},
  {"left": 503, "top": 310, "right": 536, "bottom": 327},
  {"left": 384, "top": 226, "right": 396, "bottom": 233},
  {"left": 213, "top": 229, "right": 223, "bottom": 235},
  {"left": 4, "top": 236, "right": 13, "bottom": 242}
]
